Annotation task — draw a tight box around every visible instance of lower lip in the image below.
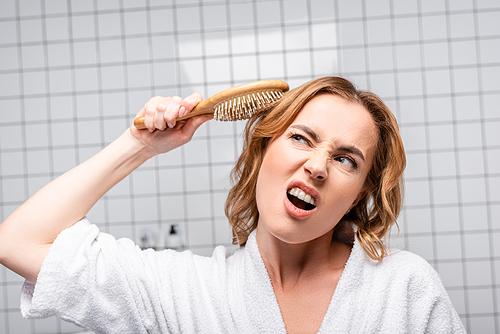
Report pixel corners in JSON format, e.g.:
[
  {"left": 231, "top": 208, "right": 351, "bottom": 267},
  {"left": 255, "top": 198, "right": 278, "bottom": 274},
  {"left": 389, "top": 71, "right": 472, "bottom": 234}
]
[{"left": 284, "top": 195, "right": 316, "bottom": 218}]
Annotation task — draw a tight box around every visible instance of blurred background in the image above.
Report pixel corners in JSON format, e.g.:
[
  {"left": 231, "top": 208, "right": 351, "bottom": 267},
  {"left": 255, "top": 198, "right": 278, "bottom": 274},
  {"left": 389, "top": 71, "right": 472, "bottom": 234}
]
[{"left": 0, "top": 0, "right": 498, "bottom": 333}]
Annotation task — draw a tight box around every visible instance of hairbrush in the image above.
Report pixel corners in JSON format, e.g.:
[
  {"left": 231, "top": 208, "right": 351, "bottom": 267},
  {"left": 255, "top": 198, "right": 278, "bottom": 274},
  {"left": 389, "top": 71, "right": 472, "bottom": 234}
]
[{"left": 134, "top": 79, "right": 289, "bottom": 129}]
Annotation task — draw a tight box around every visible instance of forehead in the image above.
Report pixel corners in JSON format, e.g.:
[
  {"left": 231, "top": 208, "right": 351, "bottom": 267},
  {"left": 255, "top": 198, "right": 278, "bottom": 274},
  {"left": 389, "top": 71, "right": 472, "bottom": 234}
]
[{"left": 291, "top": 93, "right": 378, "bottom": 151}]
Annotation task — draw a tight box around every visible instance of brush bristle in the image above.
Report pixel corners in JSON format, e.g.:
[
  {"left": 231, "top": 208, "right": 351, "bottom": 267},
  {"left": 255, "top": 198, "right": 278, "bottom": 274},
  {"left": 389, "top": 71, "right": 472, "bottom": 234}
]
[{"left": 213, "top": 89, "right": 284, "bottom": 121}]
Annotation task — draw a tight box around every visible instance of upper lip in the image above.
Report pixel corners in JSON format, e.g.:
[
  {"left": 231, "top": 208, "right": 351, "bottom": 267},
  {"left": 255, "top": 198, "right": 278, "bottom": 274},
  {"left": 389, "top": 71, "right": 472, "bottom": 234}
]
[{"left": 287, "top": 180, "right": 320, "bottom": 207}]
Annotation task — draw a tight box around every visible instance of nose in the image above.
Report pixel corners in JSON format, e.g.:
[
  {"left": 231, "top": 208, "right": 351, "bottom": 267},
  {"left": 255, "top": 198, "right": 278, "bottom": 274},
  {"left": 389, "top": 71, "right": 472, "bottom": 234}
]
[{"left": 303, "top": 152, "right": 328, "bottom": 181}]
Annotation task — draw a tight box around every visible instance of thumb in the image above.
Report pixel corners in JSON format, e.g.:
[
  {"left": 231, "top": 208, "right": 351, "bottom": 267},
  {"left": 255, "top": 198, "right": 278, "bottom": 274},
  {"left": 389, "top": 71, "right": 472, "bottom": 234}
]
[{"left": 181, "top": 113, "right": 213, "bottom": 139}]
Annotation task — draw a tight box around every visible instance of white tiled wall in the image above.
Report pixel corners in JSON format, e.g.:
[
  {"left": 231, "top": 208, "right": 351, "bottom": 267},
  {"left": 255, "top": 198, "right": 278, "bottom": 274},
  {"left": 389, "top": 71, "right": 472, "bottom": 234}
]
[{"left": 0, "top": 0, "right": 498, "bottom": 333}]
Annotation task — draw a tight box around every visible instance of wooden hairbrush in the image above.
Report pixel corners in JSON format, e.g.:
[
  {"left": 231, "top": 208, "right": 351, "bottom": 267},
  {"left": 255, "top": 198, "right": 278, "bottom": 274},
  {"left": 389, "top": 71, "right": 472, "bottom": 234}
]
[{"left": 134, "top": 79, "right": 289, "bottom": 129}]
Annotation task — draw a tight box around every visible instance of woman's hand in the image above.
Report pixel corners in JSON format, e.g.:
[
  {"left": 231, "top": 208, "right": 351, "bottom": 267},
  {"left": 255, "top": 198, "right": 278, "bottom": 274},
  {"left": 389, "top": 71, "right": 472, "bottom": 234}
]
[{"left": 129, "top": 92, "right": 213, "bottom": 156}]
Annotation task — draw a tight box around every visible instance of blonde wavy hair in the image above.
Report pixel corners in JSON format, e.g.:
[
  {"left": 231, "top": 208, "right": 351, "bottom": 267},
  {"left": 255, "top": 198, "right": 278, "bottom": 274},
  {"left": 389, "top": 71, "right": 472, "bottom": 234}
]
[{"left": 224, "top": 77, "right": 406, "bottom": 261}]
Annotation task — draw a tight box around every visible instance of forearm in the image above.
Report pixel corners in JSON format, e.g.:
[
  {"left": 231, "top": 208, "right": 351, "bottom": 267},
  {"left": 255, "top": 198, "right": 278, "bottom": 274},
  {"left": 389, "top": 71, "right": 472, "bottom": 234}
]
[{"left": 0, "top": 129, "right": 154, "bottom": 280}]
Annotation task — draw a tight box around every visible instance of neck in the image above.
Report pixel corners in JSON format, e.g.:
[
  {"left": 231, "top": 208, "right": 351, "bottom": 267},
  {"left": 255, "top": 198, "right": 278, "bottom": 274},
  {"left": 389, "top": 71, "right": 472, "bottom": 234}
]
[{"left": 255, "top": 225, "right": 351, "bottom": 292}]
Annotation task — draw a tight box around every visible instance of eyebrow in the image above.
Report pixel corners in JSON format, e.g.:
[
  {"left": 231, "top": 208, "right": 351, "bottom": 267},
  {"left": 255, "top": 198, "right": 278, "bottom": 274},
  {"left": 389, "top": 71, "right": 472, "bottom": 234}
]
[{"left": 290, "top": 124, "right": 366, "bottom": 162}]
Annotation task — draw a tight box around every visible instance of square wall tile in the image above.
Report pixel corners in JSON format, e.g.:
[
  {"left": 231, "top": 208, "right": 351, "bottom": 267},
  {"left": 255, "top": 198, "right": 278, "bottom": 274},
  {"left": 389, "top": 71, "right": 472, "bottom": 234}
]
[
  {"left": 151, "top": 35, "right": 176, "bottom": 60},
  {"left": 449, "top": 13, "right": 476, "bottom": 39},
  {"left": 469, "top": 316, "right": 496, "bottom": 334},
  {"left": 453, "top": 68, "right": 479, "bottom": 94},
  {"left": 8, "top": 311, "right": 31, "bottom": 334},
  {"left": 431, "top": 179, "right": 458, "bottom": 206},
  {"left": 52, "top": 148, "right": 77, "bottom": 174},
  {"left": 435, "top": 234, "right": 463, "bottom": 260},
  {"left": 481, "top": 66, "right": 500, "bottom": 91},
  {"left": 464, "top": 233, "right": 490, "bottom": 259},
  {"left": 3, "top": 178, "right": 27, "bottom": 202},
  {"left": 0, "top": 21, "right": 18, "bottom": 44},
  {"left": 185, "top": 166, "right": 210, "bottom": 192},
  {"left": 462, "top": 205, "right": 489, "bottom": 231},
  {"left": 26, "top": 150, "right": 51, "bottom": 175},
  {"left": 467, "top": 288, "right": 494, "bottom": 314},
  {"left": 310, "top": 0, "right": 336, "bottom": 20},
  {"left": 479, "top": 39, "right": 500, "bottom": 64},
  {"left": 150, "top": 9, "right": 174, "bottom": 33},
  {"left": 368, "top": 46, "right": 394, "bottom": 71},
  {"left": 404, "top": 180, "right": 431, "bottom": 206},
  {"left": 286, "top": 51, "right": 312, "bottom": 77},
  {"left": 405, "top": 207, "right": 433, "bottom": 234},
  {"left": 426, "top": 96, "right": 453, "bottom": 123},
  {"left": 341, "top": 48, "right": 366, "bottom": 74},
  {"left": 48, "top": 69, "right": 73, "bottom": 94},
  {"left": 178, "top": 33, "right": 203, "bottom": 59},
  {"left": 460, "top": 176, "right": 487, "bottom": 204},
  {"left": 133, "top": 196, "right": 159, "bottom": 221},
  {"left": 202, "top": 4, "right": 228, "bottom": 29},
  {"left": 73, "top": 41, "right": 98, "bottom": 65},
  {"left": 204, "top": 31, "right": 230, "bottom": 57},
  {"left": 1, "top": 152, "right": 25, "bottom": 176},
  {"left": 0, "top": 47, "right": 18, "bottom": 71},
  {"left": 205, "top": 57, "right": 231, "bottom": 84},
  {"left": 106, "top": 197, "right": 132, "bottom": 223},
  {"left": 398, "top": 98, "right": 425, "bottom": 124},
  {"left": 485, "top": 121, "right": 500, "bottom": 146},
  {"left": 396, "top": 44, "right": 422, "bottom": 70},
  {"left": 405, "top": 152, "right": 428, "bottom": 179},
  {"left": 428, "top": 124, "right": 455, "bottom": 150},
  {"left": 465, "top": 260, "right": 492, "bottom": 286},
  {"left": 71, "top": 15, "right": 96, "bottom": 39},
  {"left": 186, "top": 193, "right": 212, "bottom": 219},
  {"left": 132, "top": 169, "right": 158, "bottom": 196},
  {"left": 366, "top": 19, "right": 392, "bottom": 44},
  {"left": 397, "top": 72, "right": 423, "bottom": 97},
  {"left": 457, "top": 149, "right": 484, "bottom": 176},
  {"left": 47, "top": 43, "right": 71, "bottom": 67},
  {"left": 255, "top": 0, "right": 281, "bottom": 25},
  {"left": 187, "top": 220, "right": 213, "bottom": 246},
  {"left": 400, "top": 125, "right": 427, "bottom": 151},
  {"left": 421, "top": 15, "right": 448, "bottom": 40},
  {"left": 283, "top": 0, "right": 308, "bottom": 23},
  {"left": 160, "top": 194, "right": 186, "bottom": 221},
  {"left": 337, "top": 0, "right": 362, "bottom": 19},
  {"left": 451, "top": 40, "right": 477, "bottom": 66},
  {"left": 407, "top": 235, "right": 435, "bottom": 261},
  {"left": 259, "top": 54, "right": 285, "bottom": 79},
  {"left": 258, "top": 27, "right": 283, "bottom": 52},
  {"left": 394, "top": 17, "right": 420, "bottom": 42},
  {"left": 477, "top": 11, "right": 500, "bottom": 37},
  {"left": 45, "top": 16, "right": 69, "bottom": 41},
  {"left": 437, "top": 261, "right": 464, "bottom": 288},
  {"left": 313, "top": 49, "right": 339, "bottom": 76},
  {"left": 339, "top": 21, "right": 364, "bottom": 46}
]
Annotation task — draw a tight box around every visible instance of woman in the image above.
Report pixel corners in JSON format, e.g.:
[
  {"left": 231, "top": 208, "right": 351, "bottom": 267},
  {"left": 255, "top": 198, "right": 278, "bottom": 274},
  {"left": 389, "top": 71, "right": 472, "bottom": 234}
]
[{"left": 0, "top": 77, "right": 464, "bottom": 333}]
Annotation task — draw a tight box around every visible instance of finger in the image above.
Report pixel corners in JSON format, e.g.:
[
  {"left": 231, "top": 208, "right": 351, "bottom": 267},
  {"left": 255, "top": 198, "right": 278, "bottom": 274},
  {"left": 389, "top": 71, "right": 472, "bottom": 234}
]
[
  {"left": 154, "top": 97, "right": 170, "bottom": 130},
  {"left": 140, "top": 96, "right": 162, "bottom": 132},
  {"left": 181, "top": 92, "right": 203, "bottom": 116},
  {"left": 144, "top": 102, "right": 157, "bottom": 132},
  {"left": 164, "top": 96, "right": 183, "bottom": 128}
]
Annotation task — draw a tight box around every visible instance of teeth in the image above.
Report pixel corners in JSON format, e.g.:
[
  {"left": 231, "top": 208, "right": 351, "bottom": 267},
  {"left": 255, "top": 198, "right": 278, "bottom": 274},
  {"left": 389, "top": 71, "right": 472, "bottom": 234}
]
[{"left": 288, "top": 187, "right": 315, "bottom": 206}]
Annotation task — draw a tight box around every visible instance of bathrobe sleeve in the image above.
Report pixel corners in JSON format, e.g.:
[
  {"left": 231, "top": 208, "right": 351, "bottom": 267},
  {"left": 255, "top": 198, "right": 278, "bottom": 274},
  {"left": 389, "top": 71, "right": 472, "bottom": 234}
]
[{"left": 20, "top": 218, "right": 233, "bottom": 334}]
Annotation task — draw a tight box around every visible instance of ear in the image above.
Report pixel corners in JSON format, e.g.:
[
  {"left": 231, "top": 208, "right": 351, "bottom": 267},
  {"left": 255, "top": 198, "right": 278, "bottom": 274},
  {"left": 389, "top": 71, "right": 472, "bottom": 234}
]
[{"left": 349, "top": 188, "right": 367, "bottom": 211}]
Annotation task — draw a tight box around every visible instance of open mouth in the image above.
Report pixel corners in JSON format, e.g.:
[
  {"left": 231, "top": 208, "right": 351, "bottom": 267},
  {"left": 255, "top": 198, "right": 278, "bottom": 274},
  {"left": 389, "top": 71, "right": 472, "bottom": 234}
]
[{"left": 287, "top": 187, "right": 316, "bottom": 211}]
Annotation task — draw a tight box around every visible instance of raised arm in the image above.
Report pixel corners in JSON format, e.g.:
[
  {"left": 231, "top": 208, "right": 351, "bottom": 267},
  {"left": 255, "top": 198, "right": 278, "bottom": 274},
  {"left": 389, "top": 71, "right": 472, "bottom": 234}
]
[{"left": 0, "top": 93, "right": 211, "bottom": 283}]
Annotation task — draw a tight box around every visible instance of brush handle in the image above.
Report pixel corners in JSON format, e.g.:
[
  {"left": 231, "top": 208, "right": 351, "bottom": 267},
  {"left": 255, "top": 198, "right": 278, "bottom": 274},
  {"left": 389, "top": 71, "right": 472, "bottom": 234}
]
[
  {"left": 133, "top": 102, "right": 213, "bottom": 130},
  {"left": 134, "top": 80, "right": 289, "bottom": 130}
]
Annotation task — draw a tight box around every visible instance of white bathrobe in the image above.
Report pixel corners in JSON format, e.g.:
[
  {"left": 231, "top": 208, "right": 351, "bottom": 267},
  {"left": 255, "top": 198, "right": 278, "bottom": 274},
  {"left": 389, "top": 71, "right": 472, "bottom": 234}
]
[{"left": 21, "top": 218, "right": 465, "bottom": 333}]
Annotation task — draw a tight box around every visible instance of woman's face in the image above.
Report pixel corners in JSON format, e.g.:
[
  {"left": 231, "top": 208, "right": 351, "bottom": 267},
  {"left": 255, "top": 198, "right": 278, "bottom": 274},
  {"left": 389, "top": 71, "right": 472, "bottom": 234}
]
[{"left": 255, "top": 93, "right": 378, "bottom": 244}]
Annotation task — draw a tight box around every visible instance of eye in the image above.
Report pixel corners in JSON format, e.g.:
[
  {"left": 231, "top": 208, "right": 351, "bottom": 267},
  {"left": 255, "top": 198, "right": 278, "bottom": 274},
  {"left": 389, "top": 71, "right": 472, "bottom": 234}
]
[
  {"left": 335, "top": 156, "right": 357, "bottom": 169},
  {"left": 290, "top": 133, "right": 309, "bottom": 145}
]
